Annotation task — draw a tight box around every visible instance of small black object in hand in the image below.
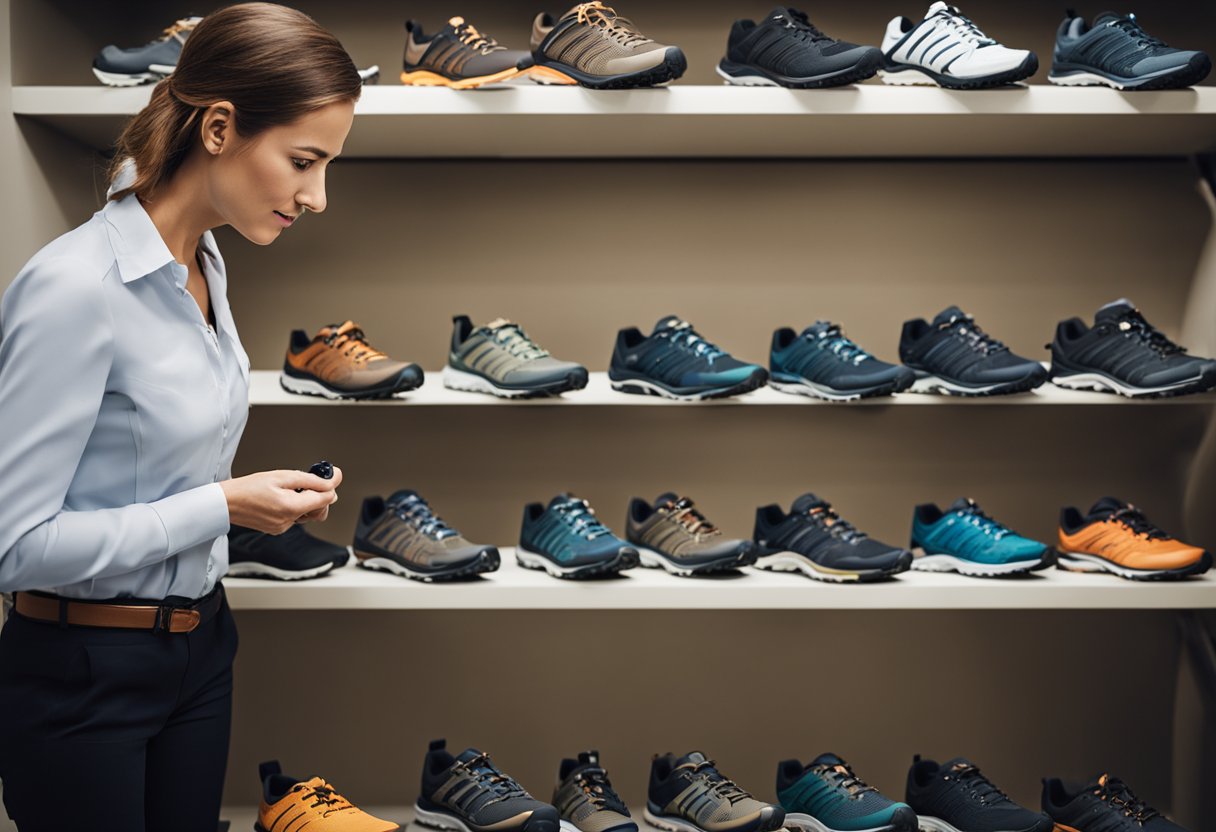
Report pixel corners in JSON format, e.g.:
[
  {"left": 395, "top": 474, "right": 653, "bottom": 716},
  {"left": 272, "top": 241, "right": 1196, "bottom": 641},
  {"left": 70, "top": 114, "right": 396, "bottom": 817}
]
[{"left": 296, "top": 460, "right": 334, "bottom": 492}]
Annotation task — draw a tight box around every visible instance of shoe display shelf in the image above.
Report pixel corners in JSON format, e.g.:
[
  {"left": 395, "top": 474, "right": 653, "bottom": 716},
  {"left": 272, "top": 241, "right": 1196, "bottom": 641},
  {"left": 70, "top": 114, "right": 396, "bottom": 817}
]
[{"left": 4, "top": 2, "right": 1216, "bottom": 831}]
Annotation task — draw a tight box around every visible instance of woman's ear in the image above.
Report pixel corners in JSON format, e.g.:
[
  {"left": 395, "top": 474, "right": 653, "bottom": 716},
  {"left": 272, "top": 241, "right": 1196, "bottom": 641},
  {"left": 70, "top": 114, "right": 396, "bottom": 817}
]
[{"left": 199, "top": 101, "right": 235, "bottom": 156}]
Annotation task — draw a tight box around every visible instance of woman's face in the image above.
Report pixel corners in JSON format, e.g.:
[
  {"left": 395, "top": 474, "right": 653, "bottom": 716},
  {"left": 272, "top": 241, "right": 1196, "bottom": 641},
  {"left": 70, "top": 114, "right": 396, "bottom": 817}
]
[{"left": 209, "top": 99, "right": 356, "bottom": 246}]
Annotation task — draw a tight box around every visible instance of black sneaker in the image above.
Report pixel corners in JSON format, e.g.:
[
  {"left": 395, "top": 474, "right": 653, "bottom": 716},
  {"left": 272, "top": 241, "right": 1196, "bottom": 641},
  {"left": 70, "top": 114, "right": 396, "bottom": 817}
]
[
  {"left": 1042, "top": 774, "right": 1183, "bottom": 832},
  {"left": 770, "top": 322, "right": 915, "bottom": 401},
  {"left": 900, "top": 306, "right": 1047, "bottom": 396},
  {"left": 906, "top": 756, "right": 1052, "bottom": 832},
  {"left": 609, "top": 316, "right": 768, "bottom": 401},
  {"left": 1050, "top": 300, "right": 1216, "bottom": 398},
  {"left": 416, "top": 740, "right": 560, "bottom": 832},
  {"left": 226, "top": 524, "right": 349, "bottom": 581},
  {"left": 1049, "top": 10, "right": 1211, "bottom": 91},
  {"left": 717, "top": 8, "right": 883, "bottom": 88},
  {"left": 753, "top": 493, "right": 912, "bottom": 583}
]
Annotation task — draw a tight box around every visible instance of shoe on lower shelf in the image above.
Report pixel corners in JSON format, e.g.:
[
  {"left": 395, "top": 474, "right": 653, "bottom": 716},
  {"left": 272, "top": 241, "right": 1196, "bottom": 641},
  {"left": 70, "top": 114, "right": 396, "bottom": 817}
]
[
  {"left": 776, "top": 754, "right": 917, "bottom": 832},
  {"left": 554, "top": 751, "right": 637, "bottom": 832},
  {"left": 256, "top": 760, "right": 400, "bottom": 832},
  {"left": 416, "top": 739, "right": 560, "bottom": 832},
  {"left": 227, "top": 524, "right": 349, "bottom": 581},
  {"left": 519, "top": 494, "right": 638, "bottom": 579},
  {"left": 905, "top": 756, "right": 1052, "bottom": 832},
  {"left": 353, "top": 491, "right": 500, "bottom": 582},
  {"left": 1057, "top": 497, "right": 1211, "bottom": 581},
  {"left": 626, "top": 493, "right": 755, "bottom": 577},
  {"left": 1042, "top": 774, "right": 1184, "bottom": 832},
  {"left": 645, "top": 752, "right": 785, "bottom": 832},
  {"left": 911, "top": 498, "right": 1052, "bottom": 578}
]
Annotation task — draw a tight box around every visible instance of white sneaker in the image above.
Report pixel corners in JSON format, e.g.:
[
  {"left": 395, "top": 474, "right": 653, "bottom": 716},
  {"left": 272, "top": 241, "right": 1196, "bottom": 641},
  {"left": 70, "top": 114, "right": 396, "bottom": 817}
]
[{"left": 879, "top": 2, "right": 1037, "bottom": 88}]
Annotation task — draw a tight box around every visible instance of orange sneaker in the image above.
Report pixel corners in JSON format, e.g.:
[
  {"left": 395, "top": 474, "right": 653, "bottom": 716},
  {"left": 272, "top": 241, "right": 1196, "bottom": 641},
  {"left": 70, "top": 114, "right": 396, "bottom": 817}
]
[
  {"left": 1057, "top": 497, "right": 1211, "bottom": 580},
  {"left": 281, "top": 321, "right": 424, "bottom": 400},
  {"left": 256, "top": 760, "right": 401, "bottom": 832}
]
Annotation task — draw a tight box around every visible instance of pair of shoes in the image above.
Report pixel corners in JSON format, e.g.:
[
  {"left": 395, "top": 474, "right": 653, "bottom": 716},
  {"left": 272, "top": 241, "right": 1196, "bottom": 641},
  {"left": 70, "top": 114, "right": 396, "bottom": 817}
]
[{"left": 402, "top": 4, "right": 685, "bottom": 91}]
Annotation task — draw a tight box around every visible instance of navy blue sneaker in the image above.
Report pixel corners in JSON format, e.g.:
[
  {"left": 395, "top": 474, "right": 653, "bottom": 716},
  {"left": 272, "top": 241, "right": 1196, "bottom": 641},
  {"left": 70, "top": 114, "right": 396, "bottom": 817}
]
[
  {"left": 92, "top": 16, "right": 201, "bottom": 86},
  {"left": 911, "top": 499, "right": 1052, "bottom": 578},
  {"left": 1050, "top": 300, "right": 1216, "bottom": 399},
  {"left": 1049, "top": 11, "right": 1211, "bottom": 90},
  {"left": 609, "top": 316, "right": 768, "bottom": 401},
  {"left": 753, "top": 494, "right": 912, "bottom": 583},
  {"left": 416, "top": 739, "right": 560, "bottom": 832},
  {"left": 1041, "top": 774, "right": 1184, "bottom": 832},
  {"left": 716, "top": 8, "right": 883, "bottom": 89},
  {"left": 906, "top": 756, "right": 1052, "bottom": 832},
  {"left": 900, "top": 306, "right": 1047, "bottom": 396},
  {"left": 771, "top": 322, "right": 915, "bottom": 402},
  {"left": 518, "top": 495, "right": 638, "bottom": 579},
  {"left": 777, "top": 754, "right": 917, "bottom": 832}
]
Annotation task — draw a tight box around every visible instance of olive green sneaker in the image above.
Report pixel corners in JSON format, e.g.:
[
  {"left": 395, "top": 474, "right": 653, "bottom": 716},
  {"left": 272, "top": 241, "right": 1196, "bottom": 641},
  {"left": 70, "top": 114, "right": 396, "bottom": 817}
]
[
  {"left": 443, "top": 316, "right": 588, "bottom": 398},
  {"left": 627, "top": 495, "right": 756, "bottom": 577},
  {"left": 530, "top": 2, "right": 687, "bottom": 88}
]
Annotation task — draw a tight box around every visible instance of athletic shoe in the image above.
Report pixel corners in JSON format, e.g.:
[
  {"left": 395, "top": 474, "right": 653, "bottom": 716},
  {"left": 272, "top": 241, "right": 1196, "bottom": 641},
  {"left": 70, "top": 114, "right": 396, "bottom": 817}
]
[
  {"left": 910, "top": 498, "right": 1052, "bottom": 578},
  {"left": 626, "top": 494, "right": 755, "bottom": 577},
  {"left": 716, "top": 8, "right": 883, "bottom": 88},
  {"left": 1042, "top": 774, "right": 1184, "bottom": 832},
  {"left": 879, "top": 3, "right": 1038, "bottom": 89},
  {"left": 359, "top": 65, "right": 382, "bottom": 85},
  {"left": 777, "top": 754, "right": 917, "bottom": 832},
  {"left": 645, "top": 752, "right": 785, "bottom": 832},
  {"left": 256, "top": 760, "right": 400, "bottom": 832},
  {"left": 770, "top": 322, "right": 915, "bottom": 402},
  {"left": 900, "top": 306, "right": 1048, "bottom": 397},
  {"left": 416, "top": 740, "right": 560, "bottom": 832},
  {"left": 529, "top": 2, "right": 687, "bottom": 89},
  {"left": 753, "top": 494, "right": 912, "bottom": 583},
  {"left": 444, "top": 316, "right": 589, "bottom": 399},
  {"left": 92, "top": 16, "right": 201, "bottom": 86},
  {"left": 905, "top": 756, "right": 1052, "bottom": 832},
  {"left": 553, "top": 751, "right": 637, "bottom": 832},
  {"left": 609, "top": 316, "right": 768, "bottom": 401},
  {"left": 1049, "top": 11, "right": 1211, "bottom": 91},
  {"left": 1050, "top": 300, "right": 1216, "bottom": 399},
  {"left": 281, "top": 321, "right": 424, "bottom": 400},
  {"left": 518, "top": 494, "right": 638, "bottom": 579},
  {"left": 353, "top": 491, "right": 500, "bottom": 582},
  {"left": 227, "top": 524, "right": 350, "bottom": 581},
  {"left": 402, "top": 17, "right": 533, "bottom": 89},
  {"left": 1057, "top": 497, "right": 1211, "bottom": 581}
]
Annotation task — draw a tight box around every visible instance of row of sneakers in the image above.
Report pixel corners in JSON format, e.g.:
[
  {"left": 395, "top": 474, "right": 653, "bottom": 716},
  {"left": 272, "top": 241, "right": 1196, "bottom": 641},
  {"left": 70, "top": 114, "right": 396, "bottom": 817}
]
[
  {"left": 279, "top": 301, "right": 1216, "bottom": 403},
  {"left": 229, "top": 491, "right": 1211, "bottom": 584},
  {"left": 254, "top": 743, "right": 1191, "bottom": 832}
]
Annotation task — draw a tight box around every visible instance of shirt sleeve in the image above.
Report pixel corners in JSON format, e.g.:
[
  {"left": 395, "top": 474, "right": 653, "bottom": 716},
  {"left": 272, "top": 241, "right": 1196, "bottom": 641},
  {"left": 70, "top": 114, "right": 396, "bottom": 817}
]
[{"left": 0, "top": 257, "right": 230, "bottom": 593}]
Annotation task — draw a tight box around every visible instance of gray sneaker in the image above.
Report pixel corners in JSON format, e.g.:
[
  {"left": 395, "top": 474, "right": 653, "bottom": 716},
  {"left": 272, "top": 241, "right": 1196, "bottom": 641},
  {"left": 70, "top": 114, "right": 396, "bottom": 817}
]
[
  {"left": 627, "top": 495, "right": 755, "bottom": 577},
  {"left": 92, "top": 16, "right": 201, "bottom": 86},
  {"left": 353, "top": 491, "right": 499, "bottom": 582},
  {"left": 646, "top": 753, "right": 785, "bottom": 832},
  {"left": 530, "top": 3, "right": 687, "bottom": 88},
  {"left": 443, "top": 316, "right": 588, "bottom": 398},
  {"left": 554, "top": 752, "right": 636, "bottom": 832}
]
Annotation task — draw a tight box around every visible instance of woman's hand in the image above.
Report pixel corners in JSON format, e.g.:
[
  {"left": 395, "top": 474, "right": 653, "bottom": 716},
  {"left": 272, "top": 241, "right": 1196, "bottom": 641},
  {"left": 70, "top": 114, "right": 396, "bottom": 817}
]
[{"left": 219, "top": 466, "right": 343, "bottom": 534}]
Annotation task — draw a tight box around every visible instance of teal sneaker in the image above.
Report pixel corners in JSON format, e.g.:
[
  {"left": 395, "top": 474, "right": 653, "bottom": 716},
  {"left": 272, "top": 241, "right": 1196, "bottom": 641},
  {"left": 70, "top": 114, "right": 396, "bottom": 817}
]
[
  {"left": 777, "top": 755, "right": 916, "bottom": 832},
  {"left": 518, "top": 495, "right": 638, "bottom": 579},
  {"left": 911, "top": 498, "right": 1052, "bottom": 577}
]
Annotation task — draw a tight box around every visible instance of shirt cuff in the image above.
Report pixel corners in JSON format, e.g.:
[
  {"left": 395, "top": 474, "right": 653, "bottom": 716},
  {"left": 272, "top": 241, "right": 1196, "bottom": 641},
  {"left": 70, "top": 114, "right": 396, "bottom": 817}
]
[{"left": 149, "top": 483, "right": 231, "bottom": 556}]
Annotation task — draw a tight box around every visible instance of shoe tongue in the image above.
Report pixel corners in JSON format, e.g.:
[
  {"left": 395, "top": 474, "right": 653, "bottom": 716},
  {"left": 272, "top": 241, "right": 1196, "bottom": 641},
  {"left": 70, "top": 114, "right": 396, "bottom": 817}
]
[
  {"left": 800, "top": 321, "right": 840, "bottom": 340},
  {"left": 931, "top": 306, "right": 968, "bottom": 327},
  {"left": 811, "top": 753, "right": 846, "bottom": 767},
  {"left": 1094, "top": 298, "right": 1136, "bottom": 324},
  {"left": 1093, "top": 11, "right": 1124, "bottom": 25},
  {"left": 655, "top": 492, "right": 680, "bottom": 507},
  {"left": 676, "top": 751, "right": 711, "bottom": 768},
  {"left": 484, "top": 317, "right": 515, "bottom": 331},
  {"left": 764, "top": 7, "right": 805, "bottom": 25},
  {"left": 792, "top": 493, "right": 830, "bottom": 514},
  {"left": 550, "top": 492, "right": 586, "bottom": 510},
  {"left": 1088, "top": 496, "right": 1128, "bottom": 517},
  {"left": 387, "top": 489, "right": 421, "bottom": 506},
  {"left": 653, "top": 315, "right": 688, "bottom": 334},
  {"left": 926, "top": 2, "right": 959, "bottom": 19},
  {"left": 319, "top": 320, "right": 358, "bottom": 338},
  {"left": 457, "top": 748, "right": 489, "bottom": 767},
  {"left": 948, "top": 497, "right": 979, "bottom": 514}
]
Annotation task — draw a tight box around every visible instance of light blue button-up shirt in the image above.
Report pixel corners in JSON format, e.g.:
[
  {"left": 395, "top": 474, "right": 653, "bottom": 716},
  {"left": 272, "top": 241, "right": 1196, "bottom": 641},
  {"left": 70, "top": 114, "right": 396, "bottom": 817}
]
[{"left": 0, "top": 179, "right": 250, "bottom": 600}]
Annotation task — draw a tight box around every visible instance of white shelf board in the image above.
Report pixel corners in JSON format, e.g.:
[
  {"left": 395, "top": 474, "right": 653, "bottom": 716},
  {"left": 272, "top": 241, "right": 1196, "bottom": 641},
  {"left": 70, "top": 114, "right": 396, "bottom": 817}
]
[
  {"left": 13, "top": 85, "right": 1216, "bottom": 158},
  {"left": 250, "top": 370, "right": 1216, "bottom": 407},
  {"left": 223, "top": 550, "right": 1216, "bottom": 610}
]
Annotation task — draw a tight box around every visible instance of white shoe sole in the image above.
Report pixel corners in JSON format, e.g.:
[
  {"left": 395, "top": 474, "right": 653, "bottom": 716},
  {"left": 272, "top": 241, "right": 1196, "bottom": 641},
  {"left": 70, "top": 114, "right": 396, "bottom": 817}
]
[
  {"left": 769, "top": 379, "right": 896, "bottom": 402},
  {"left": 912, "top": 552, "right": 1044, "bottom": 577},
  {"left": 225, "top": 559, "right": 338, "bottom": 581},
  {"left": 442, "top": 366, "right": 545, "bottom": 399},
  {"left": 786, "top": 813, "right": 899, "bottom": 832},
  {"left": 1051, "top": 370, "right": 1207, "bottom": 398},
  {"left": 753, "top": 551, "right": 863, "bottom": 583},
  {"left": 1056, "top": 549, "right": 1206, "bottom": 580}
]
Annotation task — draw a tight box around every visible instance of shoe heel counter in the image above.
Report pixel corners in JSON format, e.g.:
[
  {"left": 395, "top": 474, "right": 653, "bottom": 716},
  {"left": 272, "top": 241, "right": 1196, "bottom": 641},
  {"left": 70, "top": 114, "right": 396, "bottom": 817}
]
[
  {"left": 897, "top": 320, "right": 923, "bottom": 364},
  {"left": 753, "top": 505, "right": 780, "bottom": 551},
  {"left": 451, "top": 315, "right": 473, "bottom": 356}
]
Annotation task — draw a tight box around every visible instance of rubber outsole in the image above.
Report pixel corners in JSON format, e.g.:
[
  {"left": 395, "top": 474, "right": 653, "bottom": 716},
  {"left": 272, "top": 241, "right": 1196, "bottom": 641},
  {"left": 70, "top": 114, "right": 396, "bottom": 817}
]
[
  {"left": 355, "top": 548, "right": 501, "bottom": 582},
  {"left": 225, "top": 556, "right": 343, "bottom": 581},
  {"left": 879, "top": 52, "right": 1039, "bottom": 89},
  {"left": 911, "top": 549, "right": 1052, "bottom": 578},
  {"left": 1056, "top": 549, "right": 1212, "bottom": 581},
  {"left": 516, "top": 546, "right": 639, "bottom": 580},
  {"left": 643, "top": 805, "right": 785, "bottom": 832},
  {"left": 754, "top": 549, "right": 912, "bottom": 583},
  {"left": 400, "top": 66, "right": 531, "bottom": 90},
  {"left": 716, "top": 51, "right": 882, "bottom": 88},
  {"left": 1050, "top": 365, "right": 1216, "bottom": 399},
  {"left": 443, "top": 364, "right": 590, "bottom": 399},
  {"left": 634, "top": 543, "right": 756, "bottom": 577},
  {"left": 279, "top": 366, "right": 424, "bottom": 401},
  {"left": 609, "top": 369, "right": 769, "bottom": 401},
  {"left": 906, "top": 370, "right": 1048, "bottom": 397},
  {"left": 532, "top": 47, "right": 687, "bottom": 89},
  {"left": 415, "top": 804, "right": 558, "bottom": 832},
  {"left": 785, "top": 806, "right": 918, "bottom": 832},
  {"left": 1048, "top": 52, "right": 1212, "bottom": 90},
  {"left": 769, "top": 374, "right": 913, "bottom": 402}
]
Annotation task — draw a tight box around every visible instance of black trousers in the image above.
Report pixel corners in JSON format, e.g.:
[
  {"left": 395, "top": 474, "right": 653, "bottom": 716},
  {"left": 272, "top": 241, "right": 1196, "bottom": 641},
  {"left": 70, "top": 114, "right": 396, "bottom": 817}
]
[{"left": 0, "top": 585, "right": 238, "bottom": 832}]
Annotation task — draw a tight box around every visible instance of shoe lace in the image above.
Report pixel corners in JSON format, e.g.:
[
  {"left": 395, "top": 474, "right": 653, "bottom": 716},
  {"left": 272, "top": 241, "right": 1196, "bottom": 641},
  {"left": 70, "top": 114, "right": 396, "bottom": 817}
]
[
  {"left": 773, "top": 8, "right": 833, "bottom": 45},
  {"left": 1102, "top": 308, "right": 1186, "bottom": 358},
  {"left": 933, "top": 6, "right": 995, "bottom": 47},
  {"left": 661, "top": 322, "right": 727, "bottom": 364},
  {"left": 322, "top": 323, "right": 387, "bottom": 364},
  {"left": 488, "top": 321, "right": 550, "bottom": 361},
  {"left": 937, "top": 312, "right": 1007, "bottom": 356},
  {"left": 391, "top": 494, "right": 458, "bottom": 541},
  {"left": 574, "top": 2, "right": 653, "bottom": 48},
  {"left": 1094, "top": 775, "right": 1158, "bottom": 824},
  {"left": 556, "top": 498, "right": 613, "bottom": 541},
  {"left": 1108, "top": 14, "right": 1168, "bottom": 52},
  {"left": 660, "top": 497, "right": 720, "bottom": 539},
  {"left": 293, "top": 781, "right": 355, "bottom": 816},
  {"left": 153, "top": 16, "right": 200, "bottom": 46},
  {"left": 804, "top": 505, "right": 867, "bottom": 543},
  {"left": 1109, "top": 506, "right": 1168, "bottom": 541},
  {"left": 944, "top": 763, "right": 1010, "bottom": 807},
  {"left": 451, "top": 17, "right": 505, "bottom": 54},
  {"left": 953, "top": 501, "right": 1012, "bottom": 541},
  {"left": 683, "top": 759, "right": 752, "bottom": 804},
  {"left": 573, "top": 768, "right": 629, "bottom": 814},
  {"left": 810, "top": 324, "right": 871, "bottom": 365},
  {"left": 456, "top": 753, "right": 530, "bottom": 805},
  {"left": 813, "top": 761, "right": 877, "bottom": 799}
]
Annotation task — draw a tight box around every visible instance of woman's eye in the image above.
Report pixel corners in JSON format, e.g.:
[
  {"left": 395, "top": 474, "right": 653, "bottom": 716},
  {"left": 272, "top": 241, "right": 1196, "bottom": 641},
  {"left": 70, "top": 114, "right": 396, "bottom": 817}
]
[{"left": 291, "top": 158, "right": 313, "bottom": 171}]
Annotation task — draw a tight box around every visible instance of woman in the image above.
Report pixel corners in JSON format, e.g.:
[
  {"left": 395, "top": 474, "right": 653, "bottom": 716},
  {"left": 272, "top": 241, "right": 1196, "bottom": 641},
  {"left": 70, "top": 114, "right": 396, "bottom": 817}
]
[{"left": 0, "top": 5, "right": 359, "bottom": 830}]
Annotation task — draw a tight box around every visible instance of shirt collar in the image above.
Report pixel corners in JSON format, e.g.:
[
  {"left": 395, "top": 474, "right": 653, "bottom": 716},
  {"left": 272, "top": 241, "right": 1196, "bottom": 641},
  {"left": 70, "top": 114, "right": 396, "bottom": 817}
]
[{"left": 102, "top": 194, "right": 181, "bottom": 285}]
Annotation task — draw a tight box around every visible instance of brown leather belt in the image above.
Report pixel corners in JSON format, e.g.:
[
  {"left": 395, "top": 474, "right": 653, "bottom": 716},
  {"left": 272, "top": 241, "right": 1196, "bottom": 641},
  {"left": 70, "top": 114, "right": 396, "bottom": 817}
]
[{"left": 13, "top": 587, "right": 223, "bottom": 634}]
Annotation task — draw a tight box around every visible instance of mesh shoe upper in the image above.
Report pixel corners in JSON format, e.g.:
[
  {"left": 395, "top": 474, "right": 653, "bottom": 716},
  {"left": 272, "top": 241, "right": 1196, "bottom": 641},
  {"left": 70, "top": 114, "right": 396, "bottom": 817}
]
[
  {"left": 776, "top": 754, "right": 915, "bottom": 832},
  {"left": 611, "top": 316, "right": 767, "bottom": 392},
  {"left": 724, "top": 8, "right": 880, "bottom": 78},
  {"left": 94, "top": 16, "right": 200, "bottom": 74},
  {"left": 756, "top": 494, "right": 911, "bottom": 573},
  {"left": 533, "top": 2, "right": 678, "bottom": 77},
  {"left": 404, "top": 17, "right": 531, "bottom": 79},
  {"left": 1042, "top": 774, "right": 1185, "bottom": 832},
  {"left": 354, "top": 491, "right": 494, "bottom": 570},
  {"left": 450, "top": 316, "right": 588, "bottom": 388},
  {"left": 229, "top": 524, "right": 350, "bottom": 571},
  {"left": 627, "top": 494, "right": 753, "bottom": 565},
  {"left": 1052, "top": 12, "right": 1210, "bottom": 82},
  {"left": 905, "top": 757, "right": 1051, "bottom": 832},
  {"left": 900, "top": 306, "right": 1046, "bottom": 388},
  {"left": 648, "top": 752, "right": 783, "bottom": 832},
  {"left": 420, "top": 741, "right": 558, "bottom": 829},
  {"left": 771, "top": 322, "right": 914, "bottom": 392},
  {"left": 912, "top": 499, "right": 1048, "bottom": 565},
  {"left": 881, "top": 3, "right": 1033, "bottom": 80},
  {"left": 554, "top": 752, "right": 637, "bottom": 832},
  {"left": 521, "top": 495, "right": 635, "bottom": 566}
]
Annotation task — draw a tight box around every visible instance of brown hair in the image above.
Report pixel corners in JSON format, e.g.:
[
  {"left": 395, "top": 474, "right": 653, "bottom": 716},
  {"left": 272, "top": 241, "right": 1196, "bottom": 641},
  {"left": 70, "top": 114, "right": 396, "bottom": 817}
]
[{"left": 107, "top": 3, "right": 362, "bottom": 202}]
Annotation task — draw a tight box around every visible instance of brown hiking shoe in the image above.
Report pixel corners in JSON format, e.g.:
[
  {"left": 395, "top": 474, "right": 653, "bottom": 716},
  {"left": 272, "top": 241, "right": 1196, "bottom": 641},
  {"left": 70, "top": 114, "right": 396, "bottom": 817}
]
[
  {"left": 280, "top": 321, "right": 423, "bottom": 400},
  {"left": 530, "top": 2, "right": 686, "bottom": 88}
]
